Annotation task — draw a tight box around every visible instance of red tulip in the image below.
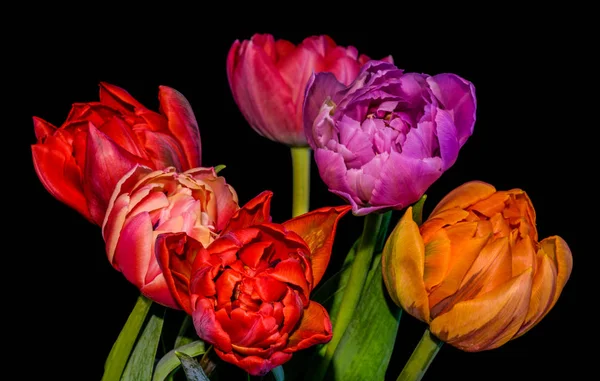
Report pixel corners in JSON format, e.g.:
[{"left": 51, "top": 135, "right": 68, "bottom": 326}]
[
  {"left": 32, "top": 82, "right": 202, "bottom": 225},
  {"left": 102, "top": 165, "right": 239, "bottom": 308},
  {"left": 157, "top": 191, "right": 350, "bottom": 375},
  {"left": 227, "top": 33, "right": 392, "bottom": 146}
]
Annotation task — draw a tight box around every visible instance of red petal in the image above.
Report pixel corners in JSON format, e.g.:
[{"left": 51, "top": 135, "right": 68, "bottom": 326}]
[
  {"left": 239, "top": 241, "right": 272, "bottom": 268},
  {"left": 285, "top": 302, "right": 333, "bottom": 352},
  {"left": 214, "top": 348, "right": 292, "bottom": 377},
  {"left": 31, "top": 143, "right": 91, "bottom": 222},
  {"left": 33, "top": 116, "right": 56, "bottom": 141},
  {"left": 222, "top": 191, "right": 273, "bottom": 234},
  {"left": 158, "top": 86, "right": 202, "bottom": 169},
  {"left": 282, "top": 205, "right": 351, "bottom": 286},
  {"left": 98, "top": 82, "right": 145, "bottom": 112},
  {"left": 156, "top": 232, "right": 205, "bottom": 314},
  {"left": 193, "top": 299, "right": 233, "bottom": 352},
  {"left": 269, "top": 259, "right": 310, "bottom": 302},
  {"left": 254, "top": 276, "right": 288, "bottom": 302},
  {"left": 83, "top": 123, "right": 148, "bottom": 225}
]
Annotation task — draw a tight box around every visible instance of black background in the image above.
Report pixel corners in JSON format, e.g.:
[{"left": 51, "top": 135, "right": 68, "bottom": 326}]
[{"left": 12, "top": 9, "right": 586, "bottom": 381}]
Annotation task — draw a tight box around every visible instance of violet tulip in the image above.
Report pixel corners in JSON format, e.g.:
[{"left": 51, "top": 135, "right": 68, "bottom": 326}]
[{"left": 304, "top": 61, "right": 476, "bottom": 215}]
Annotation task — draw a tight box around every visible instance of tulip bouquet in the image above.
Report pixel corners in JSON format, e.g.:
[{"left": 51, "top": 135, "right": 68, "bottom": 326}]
[{"left": 31, "top": 33, "right": 573, "bottom": 381}]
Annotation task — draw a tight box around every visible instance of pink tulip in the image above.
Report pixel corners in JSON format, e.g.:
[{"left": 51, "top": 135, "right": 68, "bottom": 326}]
[
  {"left": 102, "top": 165, "right": 239, "bottom": 308},
  {"left": 227, "top": 34, "right": 392, "bottom": 146},
  {"left": 32, "top": 82, "right": 202, "bottom": 225}
]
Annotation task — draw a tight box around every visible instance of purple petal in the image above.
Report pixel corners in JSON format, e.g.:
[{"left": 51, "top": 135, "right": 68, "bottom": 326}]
[
  {"left": 370, "top": 151, "right": 443, "bottom": 209},
  {"left": 433, "top": 107, "right": 460, "bottom": 170},
  {"left": 303, "top": 72, "right": 346, "bottom": 148},
  {"left": 313, "top": 148, "right": 357, "bottom": 204},
  {"left": 401, "top": 117, "right": 437, "bottom": 159},
  {"left": 427, "top": 73, "right": 476, "bottom": 146}
]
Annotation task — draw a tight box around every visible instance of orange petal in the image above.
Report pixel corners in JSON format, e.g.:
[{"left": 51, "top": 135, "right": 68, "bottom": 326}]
[
  {"left": 430, "top": 268, "right": 533, "bottom": 352},
  {"left": 221, "top": 191, "right": 273, "bottom": 234},
  {"left": 513, "top": 253, "right": 556, "bottom": 338},
  {"left": 423, "top": 229, "right": 452, "bottom": 291},
  {"left": 429, "top": 181, "right": 496, "bottom": 218},
  {"left": 431, "top": 237, "right": 511, "bottom": 317},
  {"left": 511, "top": 236, "right": 536, "bottom": 277},
  {"left": 285, "top": 302, "right": 333, "bottom": 352},
  {"left": 427, "top": 224, "right": 490, "bottom": 307},
  {"left": 540, "top": 236, "right": 573, "bottom": 314},
  {"left": 382, "top": 207, "right": 430, "bottom": 322},
  {"left": 469, "top": 191, "right": 509, "bottom": 218},
  {"left": 282, "top": 205, "right": 351, "bottom": 286}
]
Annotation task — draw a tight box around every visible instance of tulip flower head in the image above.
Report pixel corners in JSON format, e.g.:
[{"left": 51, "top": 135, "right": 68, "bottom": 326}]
[
  {"left": 304, "top": 61, "right": 476, "bottom": 216},
  {"left": 157, "top": 191, "right": 351, "bottom": 375},
  {"left": 382, "top": 181, "right": 573, "bottom": 351},
  {"left": 227, "top": 33, "right": 392, "bottom": 146},
  {"left": 102, "top": 165, "right": 239, "bottom": 309},
  {"left": 32, "top": 82, "right": 202, "bottom": 225}
]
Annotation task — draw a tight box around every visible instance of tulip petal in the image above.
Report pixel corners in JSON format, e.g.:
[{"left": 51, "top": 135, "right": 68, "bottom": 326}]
[
  {"left": 269, "top": 259, "right": 310, "bottom": 301},
  {"left": 427, "top": 222, "right": 491, "bottom": 308},
  {"left": 215, "top": 348, "right": 291, "bottom": 377},
  {"left": 193, "top": 299, "right": 233, "bottom": 352},
  {"left": 33, "top": 116, "right": 56, "bottom": 140},
  {"left": 303, "top": 72, "right": 346, "bottom": 147},
  {"left": 140, "top": 272, "right": 178, "bottom": 309},
  {"left": 371, "top": 151, "right": 443, "bottom": 211},
  {"left": 430, "top": 181, "right": 496, "bottom": 217},
  {"left": 156, "top": 232, "right": 204, "bottom": 314},
  {"left": 382, "top": 207, "right": 430, "bottom": 322},
  {"left": 282, "top": 205, "right": 351, "bottom": 286},
  {"left": 286, "top": 302, "right": 333, "bottom": 352},
  {"left": 540, "top": 236, "right": 573, "bottom": 314},
  {"left": 423, "top": 228, "right": 452, "bottom": 291},
  {"left": 31, "top": 143, "right": 91, "bottom": 222},
  {"left": 430, "top": 268, "right": 533, "bottom": 352},
  {"left": 158, "top": 86, "right": 202, "bottom": 168},
  {"left": 427, "top": 74, "right": 477, "bottom": 147},
  {"left": 226, "top": 38, "right": 299, "bottom": 145},
  {"left": 186, "top": 167, "right": 240, "bottom": 231},
  {"left": 432, "top": 237, "right": 512, "bottom": 318},
  {"left": 514, "top": 253, "right": 556, "bottom": 338},
  {"left": 83, "top": 123, "right": 146, "bottom": 225},
  {"left": 113, "top": 211, "right": 154, "bottom": 289},
  {"left": 222, "top": 191, "right": 273, "bottom": 234},
  {"left": 98, "top": 82, "right": 145, "bottom": 111}
]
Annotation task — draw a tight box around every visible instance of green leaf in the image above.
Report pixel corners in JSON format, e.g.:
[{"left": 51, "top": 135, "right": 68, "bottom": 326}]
[
  {"left": 374, "top": 211, "right": 393, "bottom": 253},
  {"left": 101, "top": 295, "right": 153, "bottom": 381},
  {"left": 312, "top": 238, "right": 358, "bottom": 324},
  {"left": 175, "top": 351, "right": 211, "bottom": 381},
  {"left": 174, "top": 315, "right": 196, "bottom": 348},
  {"left": 153, "top": 340, "right": 206, "bottom": 381},
  {"left": 411, "top": 195, "right": 427, "bottom": 226},
  {"left": 272, "top": 365, "right": 285, "bottom": 381},
  {"left": 329, "top": 253, "right": 402, "bottom": 381},
  {"left": 122, "top": 306, "right": 166, "bottom": 381},
  {"left": 214, "top": 164, "right": 226, "bottom": 174}
]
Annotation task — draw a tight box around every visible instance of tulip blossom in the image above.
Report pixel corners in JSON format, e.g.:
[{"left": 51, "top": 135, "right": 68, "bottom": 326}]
[
  {"left": 382, "top": 181, "right": 573, "bottom": 351},
  {"left": 304, "top": 61, "right": 476, "bottom": 216},
  {"left": 156, "top": 191, "right": 350, "bottom": 375},
  {"left": 32, "top": 82, "right": 202, "bottom": 225},
  {"left": 227, "top": 33, "right": 392, "bottom": 146},
  {"left": 102, "top": 165, "right": 238, "bottom": 309}
]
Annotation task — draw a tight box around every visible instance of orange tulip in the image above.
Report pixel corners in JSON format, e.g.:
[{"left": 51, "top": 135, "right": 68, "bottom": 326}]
[{"left": 382, "top": 181, "right": 572, "bottom": 351}]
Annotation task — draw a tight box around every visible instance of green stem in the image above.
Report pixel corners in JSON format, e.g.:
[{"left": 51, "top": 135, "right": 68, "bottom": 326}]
[
  {"left": 102, "top": 294, "right": 153, "bottom": 381},
  {"left": 291, "top": 146, "right": 311, "bottom": 218},
  {"left": 312, "top": 213, "right": 384, "bottom": 380},
  {"left": 396, "top": 329, "right": 443, "bottom": 381}
]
